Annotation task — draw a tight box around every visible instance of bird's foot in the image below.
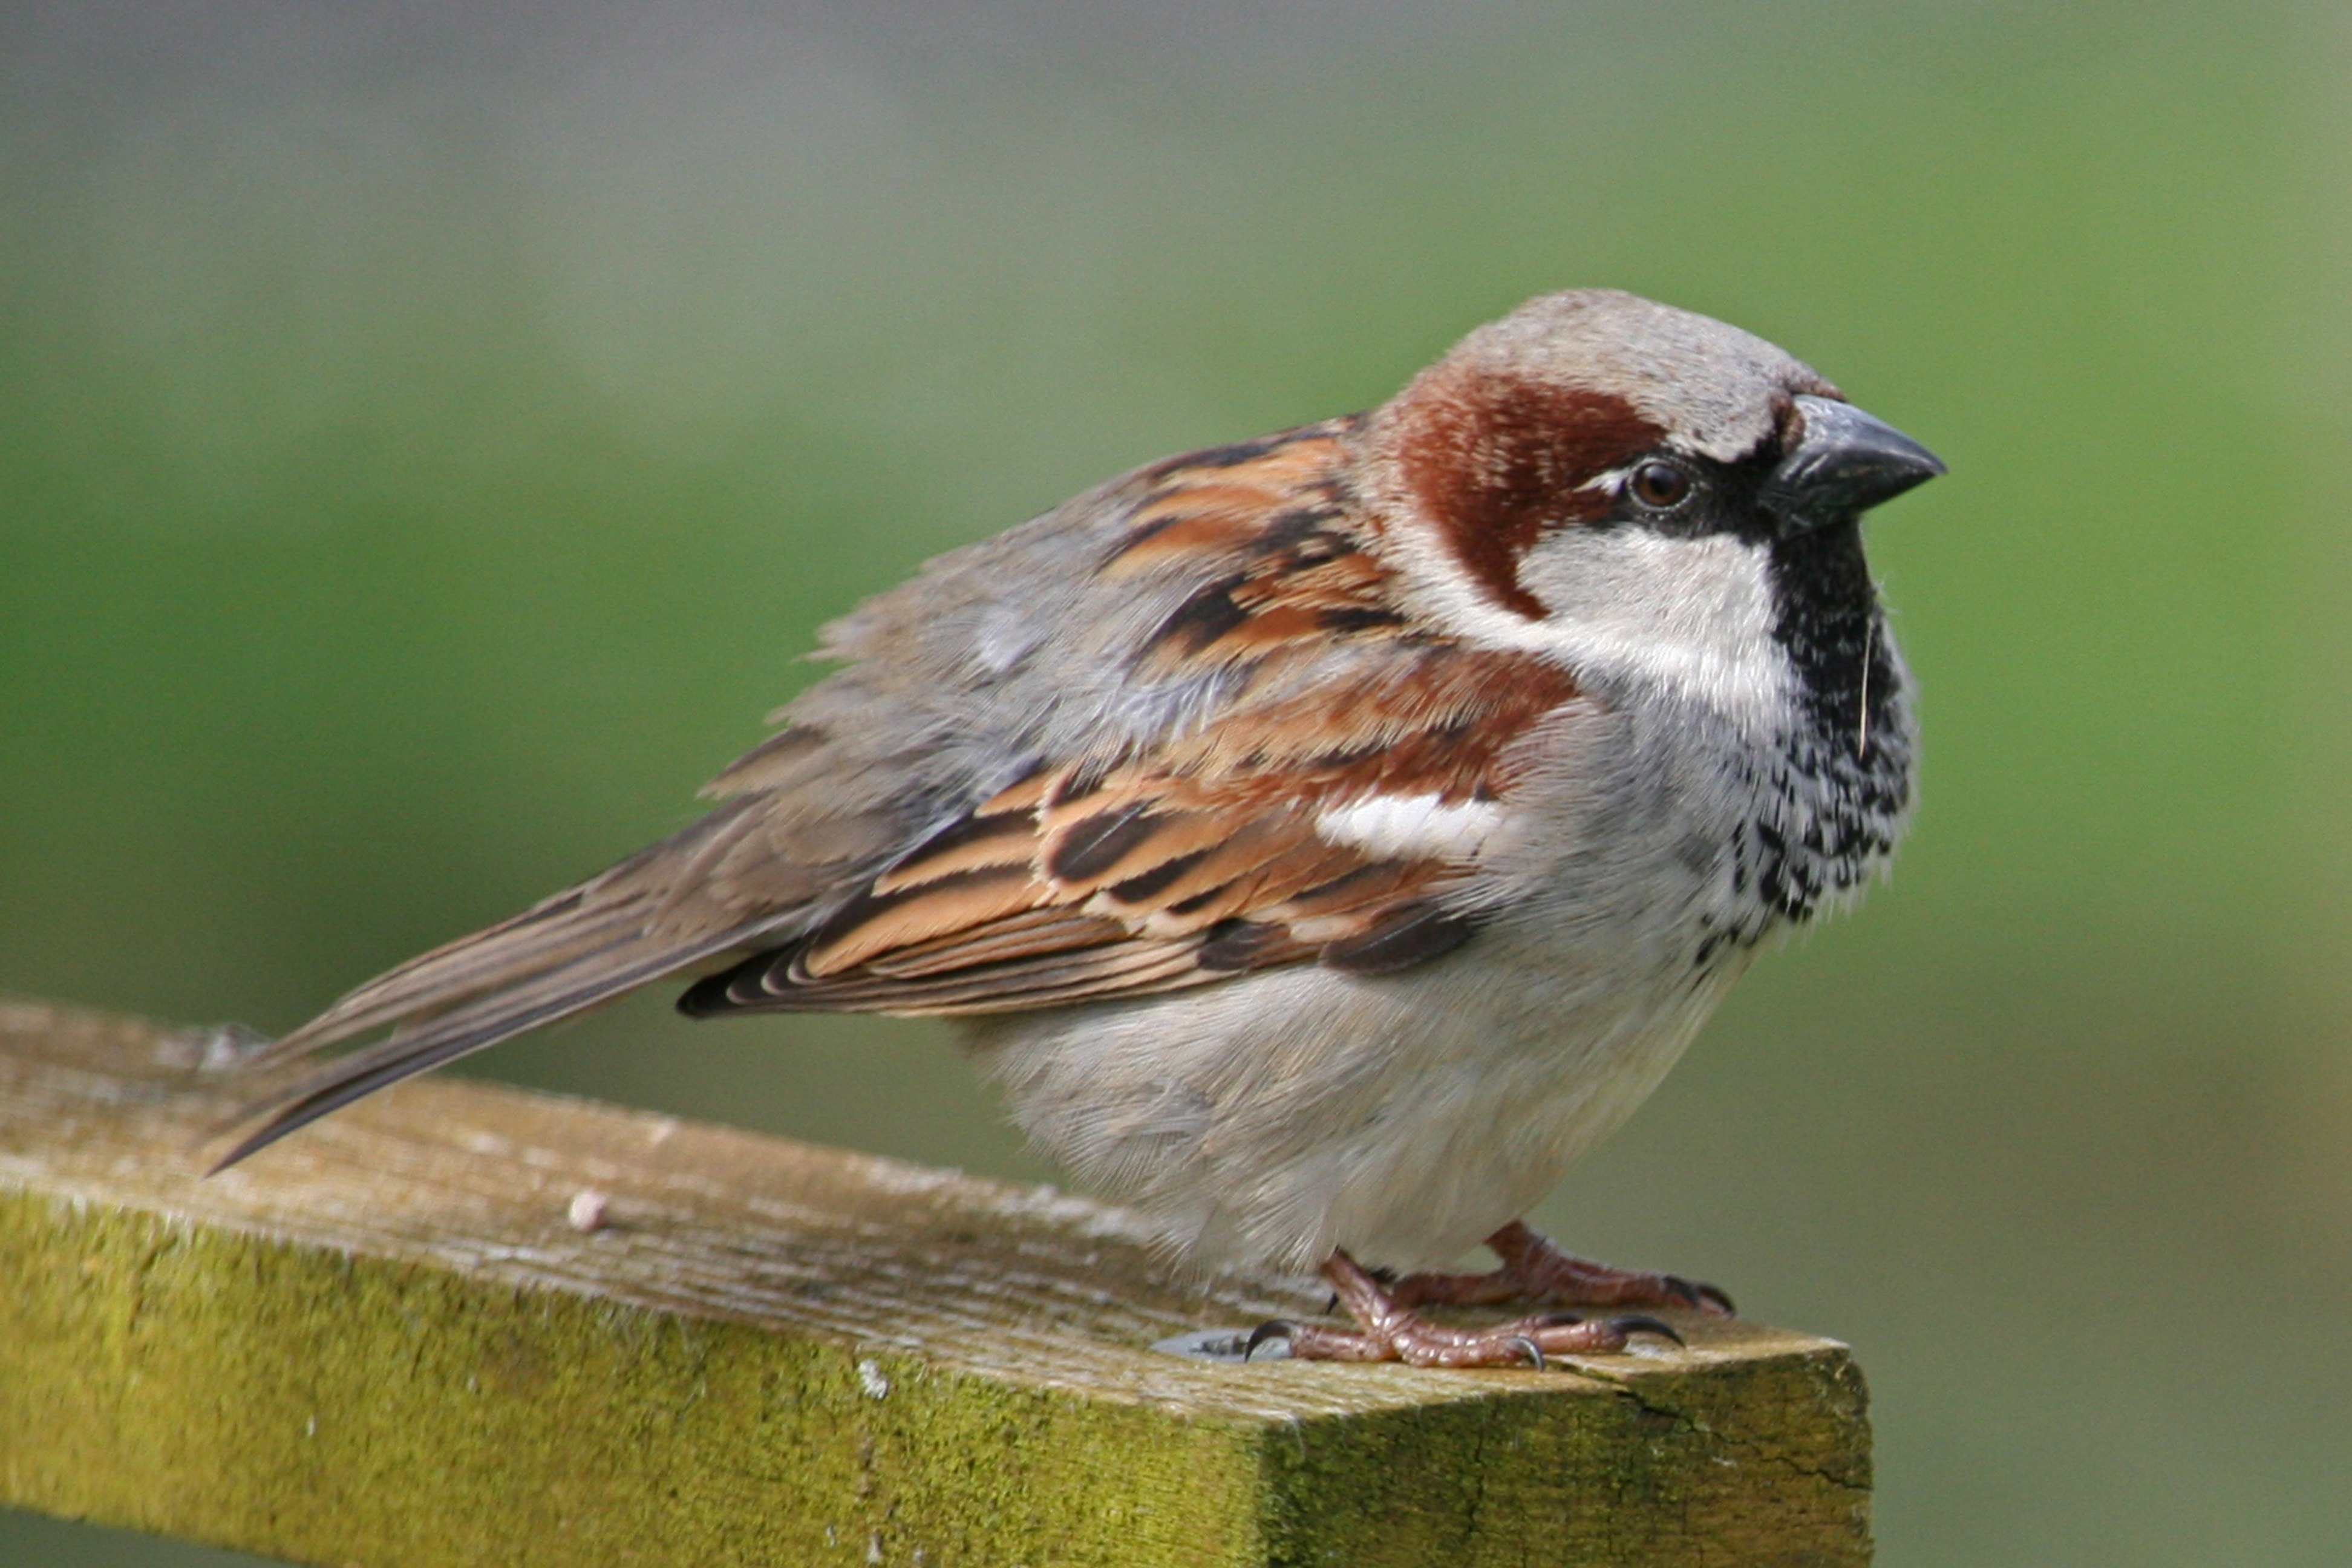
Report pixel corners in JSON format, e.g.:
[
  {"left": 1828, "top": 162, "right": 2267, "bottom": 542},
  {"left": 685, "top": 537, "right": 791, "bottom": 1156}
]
[
  {"left": 1248, "top": 1250, "right": 1683, "bottom": 1369},
  {"left": 1385, "top": 1220, "right": 1736, "bottom": 1316}
]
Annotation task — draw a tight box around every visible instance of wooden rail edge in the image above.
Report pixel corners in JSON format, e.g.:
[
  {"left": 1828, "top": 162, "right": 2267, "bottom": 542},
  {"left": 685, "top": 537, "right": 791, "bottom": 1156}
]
[{"left": 0, "top": 997, "right": 1870, "bottom": 1567}]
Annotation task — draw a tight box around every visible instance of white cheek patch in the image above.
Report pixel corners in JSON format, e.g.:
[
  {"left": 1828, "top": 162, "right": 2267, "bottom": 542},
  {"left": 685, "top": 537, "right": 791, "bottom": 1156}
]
[
  {"left": 1390, "top": 522, "right": 1791, "bottom": 729},
  {"left": 1315, "top": 793, "right": 1504, "bottom": 860},
  {"left": 1522, "top": 529, "right": 1788, "bottom": 722}
]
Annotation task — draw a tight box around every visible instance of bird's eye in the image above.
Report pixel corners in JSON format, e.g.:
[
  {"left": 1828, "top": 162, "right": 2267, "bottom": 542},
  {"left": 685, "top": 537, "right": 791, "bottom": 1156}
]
[{"left": 1628, "top": 460, "right": 1692, "bottom": 510}]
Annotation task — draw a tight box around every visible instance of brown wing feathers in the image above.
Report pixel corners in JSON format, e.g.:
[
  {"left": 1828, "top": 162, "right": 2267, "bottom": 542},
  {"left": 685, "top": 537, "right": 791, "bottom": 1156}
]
[
  {"left": 220, "top": 421, "right": 1577, "bottom": 1165},
  {"left": 676, "top": 720, "right": 1530, "bottom": 1023},
  {"left": 679, "top": 426, "right": 1579, "bottom": 1019}
]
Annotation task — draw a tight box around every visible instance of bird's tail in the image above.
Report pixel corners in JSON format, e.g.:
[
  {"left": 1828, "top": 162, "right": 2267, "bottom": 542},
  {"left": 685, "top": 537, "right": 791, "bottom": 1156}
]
[{"left": 210, "top": 800, "right": 802, "bottom": 1171}]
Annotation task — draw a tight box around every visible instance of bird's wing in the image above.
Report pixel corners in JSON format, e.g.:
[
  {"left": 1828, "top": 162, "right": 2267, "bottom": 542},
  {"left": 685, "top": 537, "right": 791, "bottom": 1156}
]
[
  {"left": 218, "top": 418, "right": 1586, "bottom": 1165},
  {"left": 682, "top": 630, "right": 1584, "bottom": 1017}
]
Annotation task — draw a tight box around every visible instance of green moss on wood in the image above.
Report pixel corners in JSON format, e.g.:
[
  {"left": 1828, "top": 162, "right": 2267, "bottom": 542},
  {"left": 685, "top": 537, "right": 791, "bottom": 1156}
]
[{"left": 0, "top": 999, "right": 1870, "bottom": 1567}]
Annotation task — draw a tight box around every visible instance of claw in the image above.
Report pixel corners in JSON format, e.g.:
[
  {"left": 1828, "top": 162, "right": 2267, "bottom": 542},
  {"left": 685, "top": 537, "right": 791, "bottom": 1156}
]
[
  {"left": 1505, "top": 1334, "right": 1545, "bottom": 1371},
  {"left": 1663, "top": 1275, "right": 1736, "bottom": 1315},
  {"left": 1244, "top": 1319, "right": 1297, "bottom": 1361},
  {"left": 1608, "top": 1314, "right": 1684, "bottom": 1347}
]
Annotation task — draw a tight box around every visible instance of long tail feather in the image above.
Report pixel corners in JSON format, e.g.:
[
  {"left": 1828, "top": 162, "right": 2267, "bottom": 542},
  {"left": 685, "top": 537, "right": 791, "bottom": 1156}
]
[
  {"left": 214, "top": 796, "right": 822, "bottom": 1169},
  {"left": 211, "top": 924, "right": 754, "bottom": 1171}
]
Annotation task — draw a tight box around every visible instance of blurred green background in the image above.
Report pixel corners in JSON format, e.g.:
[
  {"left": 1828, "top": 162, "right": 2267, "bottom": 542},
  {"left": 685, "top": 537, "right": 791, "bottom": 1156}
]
[{"left": 3, "top": 1, "right": 2347, "bottom": 1564}]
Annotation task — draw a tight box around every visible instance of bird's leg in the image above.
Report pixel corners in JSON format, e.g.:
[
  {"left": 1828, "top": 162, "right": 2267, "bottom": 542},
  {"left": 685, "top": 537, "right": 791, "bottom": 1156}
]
[
  {"left": 1248, "top": 1249, "right": 1682, "bottom": 1369},
  {"left": 1385, "top": 1220, "right": 1736, "bottom": 1316}
]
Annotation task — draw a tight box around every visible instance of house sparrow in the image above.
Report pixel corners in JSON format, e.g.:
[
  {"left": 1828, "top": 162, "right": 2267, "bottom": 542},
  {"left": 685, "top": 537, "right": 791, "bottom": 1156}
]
[{"left": 219, "top": 289, "right": 1942, "bottom": 1368}]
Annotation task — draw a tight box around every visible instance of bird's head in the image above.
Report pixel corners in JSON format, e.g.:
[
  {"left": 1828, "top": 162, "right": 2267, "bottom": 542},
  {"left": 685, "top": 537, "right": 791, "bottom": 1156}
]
[{"left": 1357, "top": 289, "right": 1943, "bottom": 716}]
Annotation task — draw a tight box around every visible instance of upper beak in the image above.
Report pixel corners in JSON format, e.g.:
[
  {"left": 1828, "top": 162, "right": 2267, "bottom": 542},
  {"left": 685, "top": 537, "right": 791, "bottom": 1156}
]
[{"left": 1761, "top": 393, "right": 1945, "bottom": 534}]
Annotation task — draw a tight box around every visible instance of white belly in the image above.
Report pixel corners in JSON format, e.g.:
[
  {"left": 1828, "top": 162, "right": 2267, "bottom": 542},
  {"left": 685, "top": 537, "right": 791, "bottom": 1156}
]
[
  {"left": 969, "top": 929, "right": 1749, "bottom": 1273},
  {"left": 966, "top": 684, "right": 1866, "bottom": 1275}
]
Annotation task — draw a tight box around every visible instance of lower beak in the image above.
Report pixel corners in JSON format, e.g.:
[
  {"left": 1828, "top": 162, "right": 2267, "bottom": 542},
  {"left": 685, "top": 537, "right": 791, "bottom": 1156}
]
[{"left": 1762, "top": 393, "right": 1945, "bottom": 534}]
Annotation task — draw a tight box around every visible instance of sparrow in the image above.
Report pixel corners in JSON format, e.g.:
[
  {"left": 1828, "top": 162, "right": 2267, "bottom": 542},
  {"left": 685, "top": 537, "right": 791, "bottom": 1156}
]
[{"left": 218, "top": 289, "right": 1942, "bottom": 1369}]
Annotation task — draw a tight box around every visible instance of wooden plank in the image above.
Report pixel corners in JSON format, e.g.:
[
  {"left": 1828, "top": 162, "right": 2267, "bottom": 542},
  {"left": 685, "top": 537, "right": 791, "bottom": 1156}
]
[{"left": 0, "top": 997, "right": 1870, "bottom": 1567}]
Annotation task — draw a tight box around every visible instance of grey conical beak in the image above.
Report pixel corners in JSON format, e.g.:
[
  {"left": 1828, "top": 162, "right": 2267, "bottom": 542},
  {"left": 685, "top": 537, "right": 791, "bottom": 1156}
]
[{"left": 1762, "top": 393, "right": 1945, "bottom": 534}]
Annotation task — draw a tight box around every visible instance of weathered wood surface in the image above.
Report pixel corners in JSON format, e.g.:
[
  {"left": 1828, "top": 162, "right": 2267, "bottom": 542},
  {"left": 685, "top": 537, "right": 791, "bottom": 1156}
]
[{"left": 0, "top": 997, "right": 1870, "bottom": 1567}]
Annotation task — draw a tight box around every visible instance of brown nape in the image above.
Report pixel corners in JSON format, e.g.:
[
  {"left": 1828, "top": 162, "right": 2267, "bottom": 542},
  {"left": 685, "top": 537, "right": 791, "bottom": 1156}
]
[{"left": 1390, "top": 370, "right": 1665, "bottom": 618}]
